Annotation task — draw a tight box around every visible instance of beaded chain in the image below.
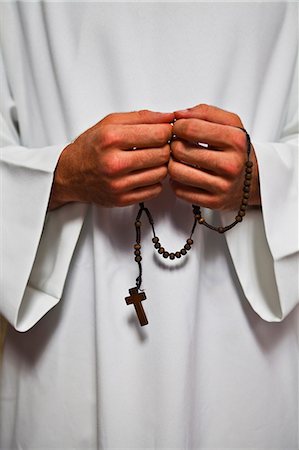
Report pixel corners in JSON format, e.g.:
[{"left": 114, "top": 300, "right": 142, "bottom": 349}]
[{"left": 125, "top": 127, "right": 253, "bottom": 326}]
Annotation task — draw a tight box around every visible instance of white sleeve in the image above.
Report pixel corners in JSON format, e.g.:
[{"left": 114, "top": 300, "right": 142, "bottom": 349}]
[
  {"left": 0, "top": 51, "right": 87, "bottom": 332},
  {"left": 221, "top": 62, "right": 298, "bottom": 322}
]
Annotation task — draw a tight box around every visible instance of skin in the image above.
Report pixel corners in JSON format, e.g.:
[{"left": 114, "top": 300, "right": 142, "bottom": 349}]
[
  {"left": 169, "top": 104, "right": 261, "bottom": 210},
  {"left": 49, "top": 110, "right": 174, "bottom": 210},
  {"left": 49, "top": 104, "right": 261, "bottom": 211}
]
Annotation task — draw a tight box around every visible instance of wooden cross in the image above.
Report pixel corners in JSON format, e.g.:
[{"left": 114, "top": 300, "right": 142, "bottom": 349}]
[{"left": 125, "top": 287, "right": 148, "bottom": 326}]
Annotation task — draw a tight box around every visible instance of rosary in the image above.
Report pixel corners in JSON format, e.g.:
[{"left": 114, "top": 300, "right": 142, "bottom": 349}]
[{"left": 125, "top": 127, "right": 253, "bottom": 326}]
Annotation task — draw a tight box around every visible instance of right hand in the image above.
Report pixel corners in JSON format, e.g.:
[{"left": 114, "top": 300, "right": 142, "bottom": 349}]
[{"left": 49, "top": 110, "right": 174, "bottom": 210}]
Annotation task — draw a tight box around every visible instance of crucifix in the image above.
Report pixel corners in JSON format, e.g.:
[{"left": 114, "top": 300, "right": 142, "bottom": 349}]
[{"left": 125, "top": 287, "right": 148, "bottom": 326}]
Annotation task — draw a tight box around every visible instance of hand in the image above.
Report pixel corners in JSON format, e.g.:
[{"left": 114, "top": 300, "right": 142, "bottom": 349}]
[
  {"left": 168, "top": 104, "right": 260, "bottom": 211},
  {"left": 49, "top": 110, "right": 174, "bottom": 210}
]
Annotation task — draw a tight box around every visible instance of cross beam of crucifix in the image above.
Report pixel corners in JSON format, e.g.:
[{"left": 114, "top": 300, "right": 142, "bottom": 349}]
[{"left": 125, "top": 287, "right": 148, "bottom": 326}]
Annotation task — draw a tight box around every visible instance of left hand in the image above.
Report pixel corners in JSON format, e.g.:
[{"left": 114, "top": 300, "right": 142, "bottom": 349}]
[{"left": 168, "top": 104, "right": 261, "bottom": 211}]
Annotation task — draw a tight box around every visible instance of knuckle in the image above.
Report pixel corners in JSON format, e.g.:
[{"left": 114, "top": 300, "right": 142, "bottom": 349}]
[
  {"left": 137, "top": 109, "right": 151, "bottom": 117},
  {"left": 157, "top": 166, "right": 168, "bottom": 181},
  {"left": 184, "top": 119, "right": 198, "bottom": 139},
  {"left": 102, "top": 153, "right": 124, "bottom": 177},
  {"left": 171, "top": 140, "right": 184, "bottom": 158},
  {"left": 197, "top": 103, "right": 210, "bottom": 118},
  {"left": 108, "top": 179, "right": 123, "bottom": 195},
  {"left": 161, "top": 144, "right": 171, "bottom": 161},
  {"left": 101, "top": 113, "right": 117, "bottom": 124},
  {"left": 168, "top": 160, "right": 177, "bottom": 179},
  {"left": 231, "top": 130, "right": 246, "bottom": 152},
  {"left": 100, "top": 127, "right": 119, "bottom": 148},
  {"left": 114, "top": 197, "right": 125, "bottom": 207},
  {"left": 223, "top": 160, "right": 239, "bottom": 177},
  {"left": 230, "top": 112, "right": 242, "bottom": 126},
  {"left": 155, "top": 127, "right": 169, "bottom": 145},
  {"left": 217, "top": 180, "right": 230, "bottom": 195},
  {"left": 209, "top": 197, "right": 222, "bottom": 210}
]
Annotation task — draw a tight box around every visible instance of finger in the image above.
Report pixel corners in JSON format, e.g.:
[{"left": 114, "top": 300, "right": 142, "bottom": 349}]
[
  {"left": 103, "top": 110, "right": 175, "bottom": 125},
  {"left": 174, "top": 104, "right": 243, "bottom": 128},
  {"left": 123, "top": 145, "right": 171, "bottom": 173},
  {"left": 100, "top": 145, "right": 170, "bottom": 177},
  {"left": 173, "top": 119, "right": 246, "bottom": 148},
  {"left": 168, "top": 159, "right": 226, "bottom": 194},
  {"left": 170, "top": 181, "right": 221, "bottom": 210},
  {"left": 115, "top": 184, "right": 163, "bottom": 207},
  {"left": 171, "top": 140, "right": 232, "bottom": 176},
  {"left": 110, "top": 165, "right": 168, "bottom": 194},
  {"left": 102, "top": 123, "right": 173, "bottom": 149}
]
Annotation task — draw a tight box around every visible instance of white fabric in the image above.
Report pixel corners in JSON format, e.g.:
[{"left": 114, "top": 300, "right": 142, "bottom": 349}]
[{"left": 0, "top": 2, "right": 298, "bottom": 449}]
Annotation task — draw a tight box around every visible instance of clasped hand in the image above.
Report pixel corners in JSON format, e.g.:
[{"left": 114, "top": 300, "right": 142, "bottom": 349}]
[{"left": 49, "top": 105, "right": 260, "bottom": 211}]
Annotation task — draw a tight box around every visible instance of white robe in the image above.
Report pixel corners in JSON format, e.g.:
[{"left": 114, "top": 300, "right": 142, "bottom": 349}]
[{"left": 0, "top": 2, "right": 298, "bottom": 449}]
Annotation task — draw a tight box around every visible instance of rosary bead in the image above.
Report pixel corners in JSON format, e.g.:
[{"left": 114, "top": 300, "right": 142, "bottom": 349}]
[
  {"left": 246, "top": 161, "right": 253, "bottom": 168},
  {"left": 169, "top": 253, "right": 175, "bottom": 260},
  {"left": 134, "top": 243, "right": 141, "bottom": 250},
  {"left": 198, "top": 217, "right": 205, "bottom": 224},
  {"left": 245, "top": 173, "right": 252, "bottom": 180},
  {"left": 180, "top": 248, "right": 187, "bottom": 255},
  {"left": 187, "top": 239, "right": 193, "bottom": 245},
  {"left": 134, "top": 249, "right": 141, "bottom": 256},
  {"left": 163, "top": 251, "right": 169, "bottom": 258},
  {"left": 195, "top": 214, "right": 201, "bottom": 220},
  {"left": 154, "top": 242, "right": 161, "bottom": 249},
  {"left": 243, "top": 186, "right": 250, "bottom": 193},
  {"left": 239, "top": 210, "right": 246, "bottom": 217},
  {"left": 158, "top": 247, "right": 164, "bottom": 254},
  {"left": 152, "top": 237, "right": 159, "bottom": 244},
  {"left": 135, "top": 220, "right": 141, "bottom": 227},
  {"left": 218, "top": 227, "right": 224, "bottom": 233},
  {"left": 243, "top": 193, "right": 250, "bottom": 199},
  {"left": 135, "top": 255, "right": 142, "bottom": 262},
  {"left": 175, "top": 251, "right": 182, "bottom": 258},
  {"left": 244, "top": 180, "right": 251, "bottom": 187},
  {"left": 240, "top": 205, "right": 247, "bottom": 211},
  {"left": 242, "top": 198, "right": 248, "bottom": 205},
  {"left": 246, "top": 167, "right": 253, "bottom": 174},
  {"left": 236, "top": 215, "right": 243, "bottom": 222},
  {"left": 184, "top": 243, "right": 191, "bottom": 250}
]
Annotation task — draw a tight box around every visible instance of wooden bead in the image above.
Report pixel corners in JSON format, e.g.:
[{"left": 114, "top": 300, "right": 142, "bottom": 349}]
[
  {"left": 235, "top": 215, "right": 243, "bottom": 222},
  {"left": 240, "top": 205, "right": 247, "bottom": 211},
  {"left": 198, "top": 218, "right": 205, "bottom": 224},
  {"left": 243, "top": 193, "right": 250, "bottom": 199},
  {"left": 170, "top": 253, "right": 175, "bottom": 260},
  {"left": 134, "top": 250, "right": 141, "bottom": 256},
  {"left": 246, "top": 161, "right": 253, "bottom": 168},
  {"left": 163, "top": 251, "right": 169, "bottom": 258},
  {"left": 242, "top": 198, "right": 248, "bottom": 205},
  {"left": 135, "top": 255, "right": 142, "bottom": 262},
  {"left": 195, "top": 214, "right": 201, "bottom": 220},
  {"left": 244, "top": 180, "right": 251, "bottom": 187},
  {"left": 187, "top": 239, "right": 193, "bottom": 245},
  {"left": 175, "top": 252, "right": 182, "bottom": 258},
  {"left": 246, "top": 167, "right": 252, "bottom": 174},
  {"left": 180, "top": 248, "right": 187, "bottom": 255},
  {"left": 245, "top": 174, "right": 252, "bottom": 180},
  {"left": 154, "top": 242, "right": 161, "bottom": 249},
  {"left": 152, "top": 237, "right": 159, "bottom": 244},
  {"left": 135, "top": 220, "right": 141, "bottom": 227},
  {"left": 134, "top": 243, "right": 141, "bottom": 250},
  {"left": 239, "top": 210, "right": 246, "bottom": 217},
  {"left": 184, "top": 243, "right": 191, "bottom": 250},
  {"left": 243, "top": 186, "right": 250, "bottom": 193},
  {"left": 218, "top": 227, "right": 224, "bottom": 233},
  {"left": 158, "top": 247, "right": 164, "bottom": 254}
]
